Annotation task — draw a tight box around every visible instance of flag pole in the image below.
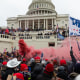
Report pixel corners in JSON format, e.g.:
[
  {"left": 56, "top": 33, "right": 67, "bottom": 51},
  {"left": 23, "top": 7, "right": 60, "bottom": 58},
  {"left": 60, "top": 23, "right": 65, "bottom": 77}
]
[{"left": 69, "top": 15, "right": 72, "bottom": 50}]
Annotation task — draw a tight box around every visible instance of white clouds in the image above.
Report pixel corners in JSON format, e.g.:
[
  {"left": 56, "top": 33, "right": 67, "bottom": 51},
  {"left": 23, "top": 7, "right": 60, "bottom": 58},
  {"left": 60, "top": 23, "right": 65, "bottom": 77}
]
[
  {"left": 53, "top": 0, "right": 80, "bottom": 19},
  {"left": 0, "top": 0, "right": 80, "bottom": 26},
  {"left": 0, "top": 0, "right": 31, "bottom": 26}
]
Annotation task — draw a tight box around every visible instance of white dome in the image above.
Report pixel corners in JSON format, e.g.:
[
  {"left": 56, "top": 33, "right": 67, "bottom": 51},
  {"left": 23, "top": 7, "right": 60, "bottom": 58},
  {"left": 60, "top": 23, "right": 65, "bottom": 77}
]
[
  {"left": 27, "top": 0, "right": 56, "bottom": 15},
  {"left": 33, "top": 0, "right": 51, "bottom": 2}
]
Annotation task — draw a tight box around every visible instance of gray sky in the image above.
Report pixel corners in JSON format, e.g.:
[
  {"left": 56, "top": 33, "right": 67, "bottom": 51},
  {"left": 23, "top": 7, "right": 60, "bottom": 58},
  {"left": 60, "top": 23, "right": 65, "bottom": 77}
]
[{"left": 0, "top": 0, "right": 80, "bottom": 27}]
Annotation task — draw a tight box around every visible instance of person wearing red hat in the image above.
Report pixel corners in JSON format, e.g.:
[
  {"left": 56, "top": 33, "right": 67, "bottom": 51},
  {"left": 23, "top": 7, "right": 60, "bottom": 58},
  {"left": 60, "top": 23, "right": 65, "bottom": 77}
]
[
  {"left": 53, "top": 60, "right": 59, "bottom": 69},
  {"left": 20, "top": 64, "right": 31, "bottom": 80},
  {"left": 59, "top": 59, "right": 69, "bottom": 76},
  {"left": 45, "top": 59, "right": 48, "bottom": 61},
  {"left": 4, "top": 58, "right": 21, "bottom": 80},
  {"left": 43, "top": 63, "right": 54, "bottom": 80},
  {"left": 1, "top": 61, "right": 7, "bottom": 80},
  {"left": 2, "top": 61, "right": 7, "bottom": 66},
  {"left": 22, "top": 58, "right": 26, "bottom": 62},
  {"left": 22, "top": 58, "right": 27, "bottom": 64},
  {"left": 13, "top": 73, "right": 24, "bottom": 80},
  {"left": 20, "top": 64, "right": 28, "bottom": 72},
  {"left": 60, "top": 59, "right": 66, "bottom": 66},
  {"left": 44, "top": 63, "right": 54, "bottom": 73},
  {"left": 34, "top": 56, "right": 40, "bottom": 63},
  {"left": 33, "top": 63, "right": 54, "bottom": 80}
]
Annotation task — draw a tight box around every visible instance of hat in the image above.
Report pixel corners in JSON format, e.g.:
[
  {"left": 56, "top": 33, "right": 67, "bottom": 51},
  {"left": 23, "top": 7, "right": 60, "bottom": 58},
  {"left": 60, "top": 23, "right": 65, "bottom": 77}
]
[
  {"left": 2, "top": 61, "right": 7, "bottom": 65},
  {"left": 20, "top": 64, "right": 28, "bottom": 71},
  {"left": 45, "top": 59, "right": 48, "bottom": 61},
  {"left": 30, "top": 58, "right": 35, "bottom": 62},
  {"left": 53, "top": 60, "right": 57, "bottom": 65},
  {"left": 45, "top": 63, "right": 54, "bottom": 72},
  {"left": 58, "top": 66, "right": 65, "bottom": 72},
  {"left": 74, "top": 74, "right": 80, "bottom": 80},
  {"left": 34, "top": 56, "right": 40, "bottom": 60},
  {"left": 22, "top": 58, "right": 26, "bottom": 62},
  {"left": 7, "top": 58, "right": 21, "bottom": 68},
  {"left": 13, "top": 73, "right": 24, "bottom": 80},
  {"left": 42, "top": 60, "right": 46, "bottom": 64},
  {"left": 60, "top": 59, "right": 66, "bottom": 66}
]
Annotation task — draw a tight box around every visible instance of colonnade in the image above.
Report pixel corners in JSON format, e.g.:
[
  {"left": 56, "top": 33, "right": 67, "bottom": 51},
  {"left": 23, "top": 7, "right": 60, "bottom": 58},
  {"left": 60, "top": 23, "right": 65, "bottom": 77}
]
[{"left": 19, "top": 18, "right": 56, "bottom": 30}]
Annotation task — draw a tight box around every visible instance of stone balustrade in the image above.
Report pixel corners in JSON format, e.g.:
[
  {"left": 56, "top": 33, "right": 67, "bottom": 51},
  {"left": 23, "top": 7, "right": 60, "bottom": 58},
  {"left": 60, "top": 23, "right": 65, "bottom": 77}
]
[
  {"left": 0, "top": 33, "right": 57, "bottom": 41},
  {"left": 0, "top": 34, "right": 11, "bottom": 39}
]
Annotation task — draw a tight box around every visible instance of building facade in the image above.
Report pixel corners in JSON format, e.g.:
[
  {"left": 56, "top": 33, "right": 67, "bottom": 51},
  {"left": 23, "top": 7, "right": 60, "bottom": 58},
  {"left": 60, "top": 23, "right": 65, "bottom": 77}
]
[
  {"left": 7, "top": 0, "right": 69, "bottom": 30},
  {"left": 0, "top": 0, "right": 69, "bottom": 52}
]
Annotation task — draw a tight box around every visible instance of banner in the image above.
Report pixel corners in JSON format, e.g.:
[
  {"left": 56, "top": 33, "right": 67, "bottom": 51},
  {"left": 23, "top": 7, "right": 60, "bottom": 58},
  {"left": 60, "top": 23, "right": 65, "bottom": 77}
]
[
  {"left": 57, "top": 33, "right": 64, "bottom": 40},
  {"left": 69, "top": 17, "right": 80, "bottom": 36}
]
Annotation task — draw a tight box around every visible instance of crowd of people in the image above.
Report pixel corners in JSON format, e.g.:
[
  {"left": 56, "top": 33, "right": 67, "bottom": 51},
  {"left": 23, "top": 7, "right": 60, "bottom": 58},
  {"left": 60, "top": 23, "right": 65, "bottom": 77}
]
[
  {"left": 0, "top": 47, "right": 80, "bottom": 80},
  {"left": 0, "top": 27, "right": 68, "bottom": 37}
]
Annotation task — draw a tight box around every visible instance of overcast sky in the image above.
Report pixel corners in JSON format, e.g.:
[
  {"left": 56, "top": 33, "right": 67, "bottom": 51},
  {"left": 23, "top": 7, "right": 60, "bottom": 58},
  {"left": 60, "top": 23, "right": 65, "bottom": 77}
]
[{"left": 0, "top": 0, "right": 80, "bottom": 27}]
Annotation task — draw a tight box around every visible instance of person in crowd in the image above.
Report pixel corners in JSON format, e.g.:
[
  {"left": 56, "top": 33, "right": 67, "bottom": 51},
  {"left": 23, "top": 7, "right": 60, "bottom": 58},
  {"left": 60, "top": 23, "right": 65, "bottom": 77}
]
[
  {"left": 60, "top": 59, "right": 68, "bottom": 73},
  {"left": 3, "top": 58, "right": 21, "bottom": 80},
  {"left": 30, "top": 58, "right": 36, "bottom": 72},
  {"left": 31, "top": 63, "right": 43, "bottom": 80},
  {"left": 22, "top": 58, "right": 27, "bottom": 64},
  {"left": 36, "top": 63, "right": 54, "bottom": 80},
  {"left": 34, "top": 56, "right": 41, "bottom": 63},
  {"left": 1, "top": 61, "right": 7, "bottom": 80},
  {"left": 20, "top": 63, "right": 30, "bottom": 80},
  {"left": 57, "top": 66, "right": 68, "bottom": 80},
  {"left": 0, "top": 53, "right": 3, "bottom": 63},
  {"left": 31, "top": 56, "right": 41, "bottom": 73},
  {"left": 13, "top": 73, "right": 24, "bottom": 80}
]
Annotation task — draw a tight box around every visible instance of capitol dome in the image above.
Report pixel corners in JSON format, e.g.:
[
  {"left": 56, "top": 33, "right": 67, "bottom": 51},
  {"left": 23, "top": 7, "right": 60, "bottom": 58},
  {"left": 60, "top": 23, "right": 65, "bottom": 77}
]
[{"left": 27, "top": 0, "right": 56, "bottom": 15}]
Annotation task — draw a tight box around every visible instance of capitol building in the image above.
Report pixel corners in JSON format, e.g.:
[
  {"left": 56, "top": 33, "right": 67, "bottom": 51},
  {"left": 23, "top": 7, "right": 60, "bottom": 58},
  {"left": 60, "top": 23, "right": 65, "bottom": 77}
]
[
  {"left": 0, "top": 0, "right": 69, "bottom": 52},
  {"left": 7, "top": 0, "right": 69, "bottom": 30}
]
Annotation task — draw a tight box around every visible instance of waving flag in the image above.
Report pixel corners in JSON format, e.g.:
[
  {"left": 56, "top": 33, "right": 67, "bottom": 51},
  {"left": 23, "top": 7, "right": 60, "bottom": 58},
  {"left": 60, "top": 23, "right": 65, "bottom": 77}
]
[
  {"left": 69, "top": 17, "right": 80, "bottom": 36},
  {"left": 57, "top": 33, "right": 64, "bottom": 40}
]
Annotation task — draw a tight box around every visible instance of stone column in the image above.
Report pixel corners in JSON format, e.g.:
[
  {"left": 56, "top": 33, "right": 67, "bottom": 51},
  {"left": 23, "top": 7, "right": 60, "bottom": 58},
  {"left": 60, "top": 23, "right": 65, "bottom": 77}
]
[
  {"left": 41, "top": 10, "right": 42, "bottom": 14},
  {"left": 44, "top": 19, "right": 45, "bottom": 30},
  {"left": 47, "top": 11, "right": 48, "bottom": 14},
  {"left": 20, "top": 20, "right": 21, "bottom": 29},
  {"left": 25, "top": 20, "right": 27, "bottom": 30},
  {"left": 35, "top": 11, "right": 36, "bottom": 15},
  {"left": 38, "top": 19, "right": 40, "bottom": 30},
  {"left": 44, "top": 10, "right": 45, "bottom": 14},
  {"left": 33, "top": 20, "right": 34, "bottom": 30},
  {"left": 27, "top": 20, "right": 29, "bottom": 29},
  {"left": 52, "top": 19, "right": 53, "bottom": 30},
  {"left": 46, "top": 19, "right": 48, "bottom": 30},
  {"left": 54, "top": 19, "right": 56, "bottom": 29},
  {"left": 38, "top": 11, "right": 39, "bottom": 15}
]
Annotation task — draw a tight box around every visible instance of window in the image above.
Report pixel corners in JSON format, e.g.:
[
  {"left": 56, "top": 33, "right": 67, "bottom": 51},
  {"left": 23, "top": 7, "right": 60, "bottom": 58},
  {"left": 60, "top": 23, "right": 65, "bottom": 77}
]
[{"left": 48, "top": 42, "right": 55, "bottom": 47}]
